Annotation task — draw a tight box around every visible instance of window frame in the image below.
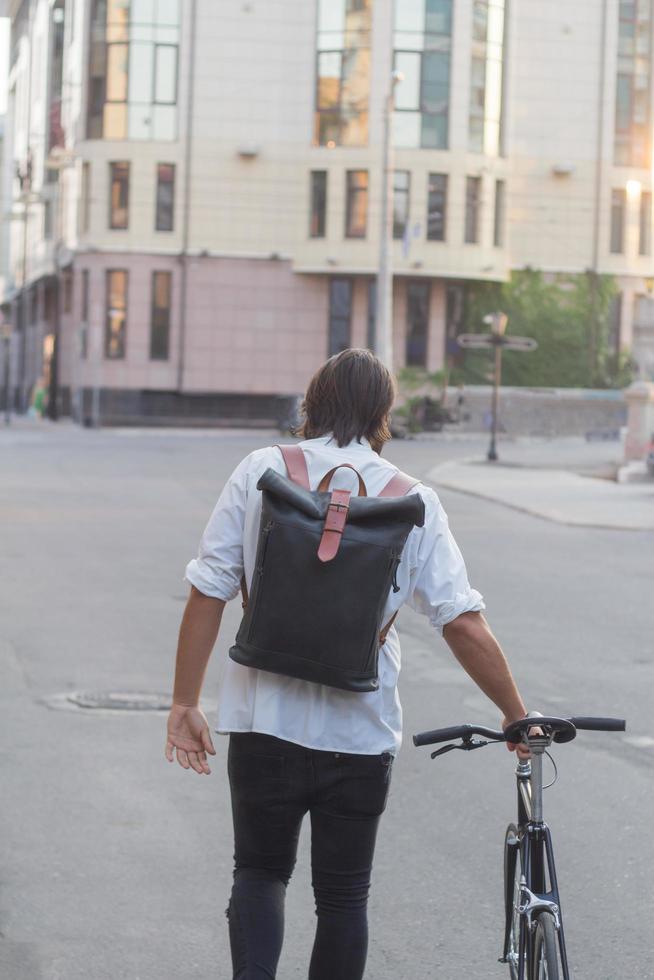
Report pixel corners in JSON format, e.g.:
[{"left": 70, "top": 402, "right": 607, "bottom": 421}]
[
  {"left": 493, "top": 178, "right": 506, "bottom": 247},
  {"left": 328, "top": 276, "right": 353, "bottom": 356},
  {"left": 109, "top": 160, "right": 130, "bottom": 230},
  {"left": 427, "top": 172, "right": 448, "bottom": 241},
  {"left": 155, "top": 162, "right": 175, "bottom": 232},
  {"left": 610, "top": 188, "right": 626, "bottom": 254},
  {"left": 405, "top": 279, "right": 430, "bottom": 368},
  {"left": 105, "top": 268, "right": 128, "bottom": 359},
  {"left": 310, "top": 170, "right": 328, "bottom": 238},
  {"left": 345, "top": 169, "right": 369, "bottom": 239},
  {"left": 639, "top": 189, "right": 651, "bottom": 256},
  {"left": 150, "top": 270, "right": 172, "bottom": 361},
  {"left": 393, "top": 170, "right": 411, "bottom": 240},
  {"left": 465, "top": 175, "right": 482, "bottom": 244}
]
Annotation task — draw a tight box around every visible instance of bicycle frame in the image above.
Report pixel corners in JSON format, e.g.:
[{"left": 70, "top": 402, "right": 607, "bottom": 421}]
[{"left": 502, "top": 738, "right": 571, "bottom": 980}]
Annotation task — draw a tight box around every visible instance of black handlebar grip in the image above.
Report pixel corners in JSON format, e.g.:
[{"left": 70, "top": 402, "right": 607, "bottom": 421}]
[
  {"left": 569, "top": 716, "right": 626, "bottom": 732},
  {"left": 413, "top": 725, "right": 472, "bottom": 747}
]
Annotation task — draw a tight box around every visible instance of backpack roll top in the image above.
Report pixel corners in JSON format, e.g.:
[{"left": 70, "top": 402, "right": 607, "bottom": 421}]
[{"left": 229, "top": 448, "right": 426, "bottom": 693}]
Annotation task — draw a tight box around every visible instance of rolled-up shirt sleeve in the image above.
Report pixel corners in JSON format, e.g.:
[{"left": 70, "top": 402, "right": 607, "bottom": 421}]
[
  {"left": 406, "top": 486, "right": 485, "bottom": 634},
  {"left": 184, "top": 453, "right": 251, "bottom": 602}
]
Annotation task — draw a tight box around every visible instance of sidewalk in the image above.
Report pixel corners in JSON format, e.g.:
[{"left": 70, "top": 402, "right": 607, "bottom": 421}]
[{"left": 427, "top": 457, "right": 654, "bottom": 531}]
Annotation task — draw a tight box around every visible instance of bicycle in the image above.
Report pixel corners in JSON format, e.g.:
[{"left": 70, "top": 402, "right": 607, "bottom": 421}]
[{"left": 413, "top": 713, "right": 626, "bottom": 979}]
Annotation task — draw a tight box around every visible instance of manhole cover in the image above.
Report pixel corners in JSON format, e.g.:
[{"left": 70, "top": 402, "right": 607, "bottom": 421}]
[{"left": 66, "top": 691, "right": 173, "bottom": 711}]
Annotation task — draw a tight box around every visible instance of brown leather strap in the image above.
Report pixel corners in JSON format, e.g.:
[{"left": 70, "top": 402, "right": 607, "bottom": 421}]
[
  {"left": 275, "top": 444, "right": 310, "bottom": 489},
  {"left": 379, "top": 610, "right": 398, "bottom": 646},
  {"left": 317, "top": 464, "right": 367, "bottom": 497},
  {"left": 317, "top": 489, "right": 351, "bottom": 563},
  {"left": 240, "top": 574, "right": 248, "bottom": 608},
  {"left": 377, "top": 469, "right": 419, "bottom": 643},
  {"left": 379, "top": 469, "right": 420, "bottom": 497}
]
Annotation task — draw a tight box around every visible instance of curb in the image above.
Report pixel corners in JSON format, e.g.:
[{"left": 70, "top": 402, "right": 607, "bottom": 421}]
[{"left": 426, "top": 461, "right": 654, "bottom": 533}]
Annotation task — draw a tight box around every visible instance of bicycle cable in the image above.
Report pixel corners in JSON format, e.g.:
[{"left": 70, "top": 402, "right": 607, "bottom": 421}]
[{"left": 543, "top": 748, "right": 558, "bottom": 789}]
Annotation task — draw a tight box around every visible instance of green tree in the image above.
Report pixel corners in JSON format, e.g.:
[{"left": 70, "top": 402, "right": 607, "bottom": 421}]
[{"left": 454, "top": 269, "right": 630, "bottom": 389}]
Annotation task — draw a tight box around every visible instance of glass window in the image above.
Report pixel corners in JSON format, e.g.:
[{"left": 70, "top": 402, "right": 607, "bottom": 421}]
[
  {"left": 345, "top": 170, "right": 368, "bottom": 238},
  {"left": 87, "top": 0, "right": 180, "bottom": 141},
  {"left": 406, "top": 281, "right": 429, "bottom": 367},
  {"left": 465, "top": 176, "right": 481, "bottom": 244},
  {"left": 614, "top": 2, "right": 650, "bottom": 166},
  {"left": 639, "top": 190, "right": 651, "bottom": 255},
  {"left": 154, "top": 45, "right": 177, "bottom": 103},
  {"left": 393, "top": 1, "right": 452, "bottom": 149},
  {"left": 314, "top": 0, "right": 372, "bottom": 146},
  {"left": 468, "top": 0, "right": 506, "bottom": 155},
  {"left": 105, "top": 270, "right": 128, "bottom": 359},
  {"left": 427, "top": 173, "right": 447, "bottom": 241},
  {"left": 310, "top": 171, "right": 327, "bottom": 238},
  {"left": 156, "top": 163, "right": 175, "bottom": 231},
  {"left": 493, "top": 179, "right": 505, "bottom": 246},
  {"left": 109, "top": 161, "right": 129, "bottom": 229},
  {"left": 150, "top": 271, "right": 171, "bottom": 360},
  {"left": 610, "top": 189, "right": 626, "bottom": 253},
  {"left": 106, "top": 43, "right": 128, "bottom": 101},
  {"left": 328, "top": 278, "right": 352, "bottom": 355},
  {"left": 393, "top": 171, "right": 410, "bottom": 240},
  {"left": 81, "top": 270, "right": 89, "bottom": 359}
]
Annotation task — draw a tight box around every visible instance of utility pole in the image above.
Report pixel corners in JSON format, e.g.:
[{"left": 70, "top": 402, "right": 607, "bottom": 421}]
[{"left": 375, "top": 69, "right": 403, "bottom": 371}]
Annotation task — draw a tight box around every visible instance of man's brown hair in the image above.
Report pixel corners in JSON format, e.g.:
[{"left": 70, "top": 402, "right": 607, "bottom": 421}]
[{"left": 297, "top": 348, "right": 396, "bottom": 454}]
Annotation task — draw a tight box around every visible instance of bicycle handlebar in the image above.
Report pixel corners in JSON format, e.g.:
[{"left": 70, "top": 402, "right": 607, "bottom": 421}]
[
  {"left": 412, "top": 715, "right": 626, "bottom": 748},
  {"left": 568, "top": 717, "right": 626, "bottom": 732},
  {"left": 413, "top": 724, "right": 505, "bottom": 747}
]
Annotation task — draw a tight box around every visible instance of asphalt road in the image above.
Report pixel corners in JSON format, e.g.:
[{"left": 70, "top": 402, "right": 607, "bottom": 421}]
[{"left": 1, "top": 423, "right": 651, "bottom": 980}]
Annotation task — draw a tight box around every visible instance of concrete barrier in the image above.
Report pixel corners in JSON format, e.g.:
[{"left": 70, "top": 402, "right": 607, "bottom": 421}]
[{"left": 437, "top": 386, "right": 627, "bottom": 438}]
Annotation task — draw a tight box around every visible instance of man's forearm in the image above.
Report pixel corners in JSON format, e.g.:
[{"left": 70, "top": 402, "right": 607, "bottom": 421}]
[
  {"left": 442, "top": 611, "right": 526, "bottom": 721},
  {"left": 172, "top": 586, "right": 226, "bottom": 707}
]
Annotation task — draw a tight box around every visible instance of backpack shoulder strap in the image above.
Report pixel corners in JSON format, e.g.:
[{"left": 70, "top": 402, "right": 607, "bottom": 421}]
[
  {"left": 275, "top": 444, "right": 310, "bottom": 489},
  {"left": 378, "top": 469, "right": 420, "bottom": 645},
  {"left": 379, "top": 469, "right": 420, "bottom": 497},
  {"left": 241, "top": 444, "right": 309, "bottom": 609}
]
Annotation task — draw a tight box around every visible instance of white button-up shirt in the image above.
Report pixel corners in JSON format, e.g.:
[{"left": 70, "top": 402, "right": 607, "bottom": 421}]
[{"left": 184, "top": 433, "right": 484, "bottom": 756}]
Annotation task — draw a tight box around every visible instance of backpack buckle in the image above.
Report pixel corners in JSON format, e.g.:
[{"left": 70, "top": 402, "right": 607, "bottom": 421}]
[{"left": 317, "top": 489, "right": 351, "bottom": 562}]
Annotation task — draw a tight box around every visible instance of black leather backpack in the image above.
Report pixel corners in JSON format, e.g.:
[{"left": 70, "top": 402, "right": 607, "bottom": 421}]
[{"left": 229, "top": 445, "right": 425, "bottom": 693}]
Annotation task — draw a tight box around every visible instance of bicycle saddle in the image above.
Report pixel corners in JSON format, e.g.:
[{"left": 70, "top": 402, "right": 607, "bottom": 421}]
[{"left": 504, "top": 715, "right": 577, "bottom": 745}]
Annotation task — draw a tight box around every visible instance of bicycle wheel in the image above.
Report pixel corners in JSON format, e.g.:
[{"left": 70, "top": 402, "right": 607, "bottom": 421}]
[
  {"left": 503, "top": 824, "right": 521, "bottom": 980},
  {"left": 531, "top": 913, "right": 560, "bottom": 980}
]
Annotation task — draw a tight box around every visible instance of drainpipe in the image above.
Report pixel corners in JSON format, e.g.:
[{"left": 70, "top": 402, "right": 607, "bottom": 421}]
[{"left": 176, "top": 0, "right": 198, "bottom": 393}]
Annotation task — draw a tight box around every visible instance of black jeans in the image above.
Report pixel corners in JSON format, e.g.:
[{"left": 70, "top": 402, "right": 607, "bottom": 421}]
[{"left": 225, "top": 731, "right": 394, "bottom": 980}]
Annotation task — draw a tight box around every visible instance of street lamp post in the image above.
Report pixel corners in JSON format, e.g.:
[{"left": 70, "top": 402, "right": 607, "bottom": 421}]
[
  {"left": 375, "top": 69, "right": 403, "bottom": 371},
  {"left": 487, "top": 311, "right": 508, "bottom": 461},
  {"left": 457, "top": 312, "right": 538, "bottom": 462}
]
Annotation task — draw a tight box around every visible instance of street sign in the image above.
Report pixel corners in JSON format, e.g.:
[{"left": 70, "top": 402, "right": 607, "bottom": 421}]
[
  {"left": 501, "top": 336, "right": 538, "bottom": 352},
  {"left": 457, "top": 333, "right": 538, "bottom": 352},
  {"left": 456, "top": 313, "right": 538, "bottom": 462},
  {"left": 457, "top": 334, "right": 495, "bottom": 349}
]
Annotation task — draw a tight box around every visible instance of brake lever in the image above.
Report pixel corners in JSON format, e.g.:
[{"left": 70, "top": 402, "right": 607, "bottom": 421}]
[{"left": 430, "top": 737, "right": 492, "bottom": 760}]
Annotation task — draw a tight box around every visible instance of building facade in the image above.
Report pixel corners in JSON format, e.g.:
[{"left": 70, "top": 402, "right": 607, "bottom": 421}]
[{"left": 1, "top": 0, "right": 654, "bottom": 423}]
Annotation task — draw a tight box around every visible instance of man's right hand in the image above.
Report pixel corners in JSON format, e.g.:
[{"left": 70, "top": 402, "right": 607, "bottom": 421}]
[{"left": 165, "top": 703, "right": 216, "bottom": 775}]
